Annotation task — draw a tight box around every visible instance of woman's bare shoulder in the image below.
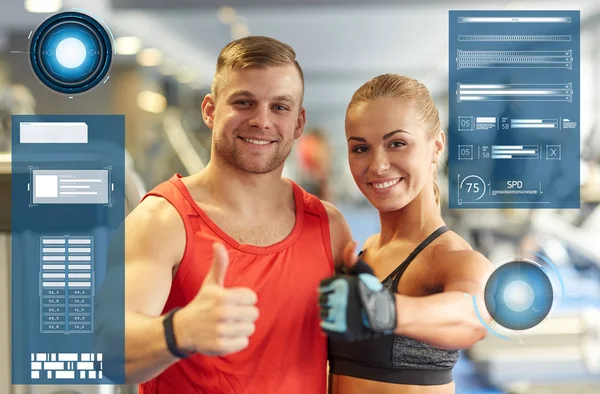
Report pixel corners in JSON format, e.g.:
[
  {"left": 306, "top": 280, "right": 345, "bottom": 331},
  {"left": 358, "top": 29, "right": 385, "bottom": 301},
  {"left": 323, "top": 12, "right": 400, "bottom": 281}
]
[{"left": 430, "top": 230, "right": 489, "bottom": 266}]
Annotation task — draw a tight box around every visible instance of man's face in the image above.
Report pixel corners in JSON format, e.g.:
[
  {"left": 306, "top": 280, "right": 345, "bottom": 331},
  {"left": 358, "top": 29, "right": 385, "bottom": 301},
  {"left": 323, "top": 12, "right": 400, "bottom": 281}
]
[{"left": 203, "top": 64, "right": 305, "bottom": 174}]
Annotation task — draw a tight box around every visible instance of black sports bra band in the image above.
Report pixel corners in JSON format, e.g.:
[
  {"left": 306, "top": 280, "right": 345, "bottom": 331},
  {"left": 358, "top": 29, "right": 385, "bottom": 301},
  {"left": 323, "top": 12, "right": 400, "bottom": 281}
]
[
  {"left": 328, "top": 225, "right": 458, "bottom": 386},
  {"left": 383, "top": 225, "right": 448, "bottom": 285}
]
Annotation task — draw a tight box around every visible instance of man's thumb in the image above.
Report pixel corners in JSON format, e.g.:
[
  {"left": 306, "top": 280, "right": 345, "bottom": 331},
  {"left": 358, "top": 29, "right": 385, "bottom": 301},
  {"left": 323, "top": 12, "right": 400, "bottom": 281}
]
[{"left": 204, "top": 242, "right": 229, "bottom": 286}]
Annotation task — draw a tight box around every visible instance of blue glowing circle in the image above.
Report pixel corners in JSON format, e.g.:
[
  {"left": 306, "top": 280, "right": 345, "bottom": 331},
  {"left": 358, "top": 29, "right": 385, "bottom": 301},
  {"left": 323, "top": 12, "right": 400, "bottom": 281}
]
[
  {"left": 503, "top": 280, "right": 534, "bottom": 312},
  {"left": 29, "top": 11, "right": 113, "bottom": 94},
  {"left": 484, "top": 260, "right": 554, "bottom": 330},
  {"left": 56, "top": 37, "right": 87, "bottom": 68}
]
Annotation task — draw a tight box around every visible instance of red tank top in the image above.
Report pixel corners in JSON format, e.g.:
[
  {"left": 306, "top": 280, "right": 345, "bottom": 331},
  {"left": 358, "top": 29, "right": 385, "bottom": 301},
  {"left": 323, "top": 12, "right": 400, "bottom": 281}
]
[{"left": 138, "top": 174, "right": 334, "bottom": 394}]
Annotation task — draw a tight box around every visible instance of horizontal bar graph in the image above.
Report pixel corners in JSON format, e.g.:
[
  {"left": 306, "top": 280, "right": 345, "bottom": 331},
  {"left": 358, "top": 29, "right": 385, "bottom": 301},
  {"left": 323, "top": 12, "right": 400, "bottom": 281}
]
[
  {"left": 457, "top": 50, "right": 572, "bottom": 69},
  {"left": 511, "top": 119, "right": 559, "bottom": 129},
  {"left": 492, "top": 145, "right": 539, "bottom": 159},
  {"left": 457, "top": 83, "right": 572, "bottom": 102}
]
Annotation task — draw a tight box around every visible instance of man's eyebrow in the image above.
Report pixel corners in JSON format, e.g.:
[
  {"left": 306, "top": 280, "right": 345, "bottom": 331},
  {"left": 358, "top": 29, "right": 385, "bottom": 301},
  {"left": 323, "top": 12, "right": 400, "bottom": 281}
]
[
  {"left": 274, "top": 94, "right": 295, "bottom": 104},
  {"left": 229, "top": 90, "right": 254, "bottom": 98},
  {"left": 229, "top": 91, "right": 295, "bottom": 105}
]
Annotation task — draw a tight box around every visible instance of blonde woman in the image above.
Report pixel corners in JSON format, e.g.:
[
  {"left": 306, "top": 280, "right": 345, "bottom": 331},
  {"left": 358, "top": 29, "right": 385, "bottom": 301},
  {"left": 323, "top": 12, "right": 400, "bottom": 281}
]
[{"left": 319, "top": 74, "right": 493, "bottom": 394}]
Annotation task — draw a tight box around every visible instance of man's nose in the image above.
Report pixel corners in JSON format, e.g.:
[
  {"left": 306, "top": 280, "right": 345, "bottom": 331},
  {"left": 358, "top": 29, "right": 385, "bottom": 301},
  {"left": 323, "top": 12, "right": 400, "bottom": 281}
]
[{"left": 248, "top": 105, "right": 272, "bottom": 130}]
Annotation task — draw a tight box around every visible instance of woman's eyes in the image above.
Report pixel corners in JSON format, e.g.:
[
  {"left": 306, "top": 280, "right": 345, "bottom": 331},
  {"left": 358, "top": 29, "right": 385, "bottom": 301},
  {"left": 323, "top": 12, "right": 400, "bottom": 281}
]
[
  {"left": 389, "top": 141, "right": 407, "bottom": 148},
  {"left": 352, "top": 146, "right": 368, "bottom": 153},
  {"left": 351, "top": 140, "right": 407, "bottom": 153}
]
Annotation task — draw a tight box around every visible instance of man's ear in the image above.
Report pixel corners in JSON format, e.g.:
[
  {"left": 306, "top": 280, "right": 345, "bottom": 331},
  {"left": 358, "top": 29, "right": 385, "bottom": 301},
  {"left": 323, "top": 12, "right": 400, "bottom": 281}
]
[
  {"left": 201, "top": 94, "right": 216, "bottom": 130},
  {"left": 433, "top": 130, "right": 445, "bottom": 163},
  {"left": 294, "top": 106, "right": 307, "bottom": 139}
]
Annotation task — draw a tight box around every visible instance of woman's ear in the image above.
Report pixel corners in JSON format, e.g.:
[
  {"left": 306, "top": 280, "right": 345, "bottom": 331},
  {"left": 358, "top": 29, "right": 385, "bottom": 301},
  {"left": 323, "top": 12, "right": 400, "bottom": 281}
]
[{"left": 433, "top": 130, "right": 445, "bottom": 163}]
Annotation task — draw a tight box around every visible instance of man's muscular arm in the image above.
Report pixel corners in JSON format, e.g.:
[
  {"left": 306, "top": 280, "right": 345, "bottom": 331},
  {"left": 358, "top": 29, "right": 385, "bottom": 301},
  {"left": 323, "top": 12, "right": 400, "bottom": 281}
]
[
  {"left": 93, "top": 197, "right": 186, "bottom": 383},
  {"left": 114, "top": 196, "right": 257, "bottom": 384},
  {"left": 322, "top": 201, "right": 354, "bottom": 269}
]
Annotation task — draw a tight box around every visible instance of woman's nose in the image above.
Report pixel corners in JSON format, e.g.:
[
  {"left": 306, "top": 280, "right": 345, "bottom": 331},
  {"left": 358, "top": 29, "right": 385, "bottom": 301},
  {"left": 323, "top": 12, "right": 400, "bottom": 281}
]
[{"left": 370, "top": 150, "right": 391, "bottom": 175}]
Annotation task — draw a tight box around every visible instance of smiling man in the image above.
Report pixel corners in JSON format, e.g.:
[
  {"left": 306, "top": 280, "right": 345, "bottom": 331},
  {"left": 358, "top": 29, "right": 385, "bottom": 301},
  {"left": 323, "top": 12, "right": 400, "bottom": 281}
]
[{"left": 123, "top": 36, "right": 352, "bottom": 393}]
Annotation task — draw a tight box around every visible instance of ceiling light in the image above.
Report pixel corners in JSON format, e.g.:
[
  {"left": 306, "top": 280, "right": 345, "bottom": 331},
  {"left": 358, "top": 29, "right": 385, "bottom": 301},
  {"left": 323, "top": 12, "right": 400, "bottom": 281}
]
[
  {"left": 231, "top": 22, "right": 250, "bottom": 40},
  {"left": 176, "top": 66, "right": 197, "bottom": 84},
  {"left": 137, "top": 91, "right": 166, "bottom": 114},
  {"left": 190, "top": 81, "right": 206, "bottom": 90},
  {"left": 25, "top": 0, "right": 62, "bottom": 13},
  {"left": 116, "top": 37, "right": 141, "bottom": 55},
  {"left": 218, "top": 6, "right": 237, "bottom": 24},
  {"left": 159, "top": 58, "right": 177, "bottom": 75},
  {"left": 137, "top": 48, "right": 163, "bottom": 67}
]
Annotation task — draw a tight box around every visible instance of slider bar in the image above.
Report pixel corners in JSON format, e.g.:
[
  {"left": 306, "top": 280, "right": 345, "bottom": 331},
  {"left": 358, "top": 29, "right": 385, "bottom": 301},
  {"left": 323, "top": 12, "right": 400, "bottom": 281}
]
[
  {"left": 458, "top": 17, "right": 571, "bottom": 23},
  {"left": 458, "top": 35, "right": 571, "bottom": 42},
  {"left": 511, "top": 119, "right": 558, "bottom": 129},
  {"left": 492, "top": 145, "right": 539, "bottom": 159},
  {"left": 457, "top": 83, "right": 572, "bottom": 102},
  {"left": 457, "top": 50, "right": 572, "bottom": 69}
]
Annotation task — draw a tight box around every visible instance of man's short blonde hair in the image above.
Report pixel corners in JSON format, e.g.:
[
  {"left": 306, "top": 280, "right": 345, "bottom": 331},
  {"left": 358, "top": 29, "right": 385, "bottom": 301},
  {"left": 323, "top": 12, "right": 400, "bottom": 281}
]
[{"left": 211, "top": 36, "right": 304, "bottom": 103}]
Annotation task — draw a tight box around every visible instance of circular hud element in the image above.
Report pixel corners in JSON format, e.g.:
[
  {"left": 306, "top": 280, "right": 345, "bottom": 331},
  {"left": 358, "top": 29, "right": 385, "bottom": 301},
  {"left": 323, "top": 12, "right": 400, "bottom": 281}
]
[
  {"left": 29, "top": 11, "right": 113, "bottom": 94},
  {"left": 484, "top": 259, "right": 554, "bottom": 331}
]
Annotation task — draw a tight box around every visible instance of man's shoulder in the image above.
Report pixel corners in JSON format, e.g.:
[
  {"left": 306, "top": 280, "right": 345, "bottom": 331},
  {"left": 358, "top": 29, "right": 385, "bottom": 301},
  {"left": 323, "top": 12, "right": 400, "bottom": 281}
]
[
  {"left": 129, "top": 194, "right": 184, "bottom": 234},
  {"left": 319, "top": 200, "right": 353, "bottom": 266},
  {"left": 288, "top": 180, "right": 328, "bottom": 217},
  {"left": 320, "top": 200, "right": 345, "bottom": 225}
]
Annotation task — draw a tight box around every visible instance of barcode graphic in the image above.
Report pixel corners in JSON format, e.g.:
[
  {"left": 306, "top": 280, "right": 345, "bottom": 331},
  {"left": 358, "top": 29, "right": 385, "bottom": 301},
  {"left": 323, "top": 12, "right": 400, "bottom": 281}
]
[
  {"left": 457, "top": 50, "right": 572, "bottom": 70},
  {"left": 30, "top": 353, "right": 102, "bottom": 380},
  {"left": 458, "top": 35, "right": 571, "bottom": 42}
]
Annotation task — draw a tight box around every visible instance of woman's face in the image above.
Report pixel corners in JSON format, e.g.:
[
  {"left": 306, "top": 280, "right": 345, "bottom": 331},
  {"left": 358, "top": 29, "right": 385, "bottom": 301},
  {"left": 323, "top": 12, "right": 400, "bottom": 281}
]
[{"left": 345, "top": 97, "right": 444, "bottom": 212}]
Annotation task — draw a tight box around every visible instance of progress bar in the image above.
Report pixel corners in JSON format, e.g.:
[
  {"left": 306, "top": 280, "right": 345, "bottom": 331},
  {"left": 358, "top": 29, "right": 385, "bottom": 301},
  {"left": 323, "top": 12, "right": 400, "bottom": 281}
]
[
  {"left": 511, "top": 119, "right": 558, "bottom": 129},
  {"left": 458, "top": 17, "right": 571, "bottom": 23},
  {"left": 492, "top": 145, "right": 539, "bottom": 159},
  {"left": 457, "top": 83, "right": 572, "bottom": 102}
]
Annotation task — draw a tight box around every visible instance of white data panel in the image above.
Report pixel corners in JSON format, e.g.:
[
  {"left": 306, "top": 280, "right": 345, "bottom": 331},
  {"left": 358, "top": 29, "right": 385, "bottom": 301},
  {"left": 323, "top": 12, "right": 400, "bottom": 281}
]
[{"left": 20, "top": 122, "right": 88, "bottom": 144}]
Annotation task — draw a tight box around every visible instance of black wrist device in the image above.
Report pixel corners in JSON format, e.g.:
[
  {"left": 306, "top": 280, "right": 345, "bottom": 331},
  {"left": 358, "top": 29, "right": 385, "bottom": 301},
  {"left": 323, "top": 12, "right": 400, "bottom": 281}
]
[{"left": 163, "top": 307, "right": 192, "bottom": 359}]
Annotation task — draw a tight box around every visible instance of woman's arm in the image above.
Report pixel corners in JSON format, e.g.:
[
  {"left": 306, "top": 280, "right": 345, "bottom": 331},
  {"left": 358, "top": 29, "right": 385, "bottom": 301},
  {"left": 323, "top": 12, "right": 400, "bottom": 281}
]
[{"left": 392, "top": 250, "right": 494, "bottom": 349}]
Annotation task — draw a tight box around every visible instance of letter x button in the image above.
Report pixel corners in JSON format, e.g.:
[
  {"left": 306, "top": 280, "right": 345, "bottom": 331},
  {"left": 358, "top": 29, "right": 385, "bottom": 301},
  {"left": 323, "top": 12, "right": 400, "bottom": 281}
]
[{"left": 546, "top": 145, "right": 561, "bottom": 160}]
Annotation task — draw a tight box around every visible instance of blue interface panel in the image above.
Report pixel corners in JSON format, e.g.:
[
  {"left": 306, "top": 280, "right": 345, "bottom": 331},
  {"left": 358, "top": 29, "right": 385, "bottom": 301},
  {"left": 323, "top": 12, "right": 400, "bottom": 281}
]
[
  {"left": 12, "top": 115, "right": 125, "bottom": 384},
  {"left": 449, "top": 11, "right": 580, "bottom": 209},
  {"left": 40, "top": 236, "right": 94, "bottom": 334}
]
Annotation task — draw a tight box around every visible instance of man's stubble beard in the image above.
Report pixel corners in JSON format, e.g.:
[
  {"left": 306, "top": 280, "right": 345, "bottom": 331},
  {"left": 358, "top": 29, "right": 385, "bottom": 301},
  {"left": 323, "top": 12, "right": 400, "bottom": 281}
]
[{"left": 213, "top": 134, "right": 294, "bottom": 174}]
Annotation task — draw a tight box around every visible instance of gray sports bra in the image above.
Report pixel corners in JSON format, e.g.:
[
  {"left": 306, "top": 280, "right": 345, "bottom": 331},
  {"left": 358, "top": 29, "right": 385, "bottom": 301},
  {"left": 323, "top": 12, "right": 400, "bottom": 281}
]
[{"left": 328, "top": 226, "right": 460, "bottom": 385}]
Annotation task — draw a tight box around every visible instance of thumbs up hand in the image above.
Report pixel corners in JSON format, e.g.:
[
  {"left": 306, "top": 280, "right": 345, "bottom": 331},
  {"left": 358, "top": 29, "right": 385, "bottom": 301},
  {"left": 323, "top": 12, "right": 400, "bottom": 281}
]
[{"left": 172, "top": 243, "right": 259, "bottom": 356}]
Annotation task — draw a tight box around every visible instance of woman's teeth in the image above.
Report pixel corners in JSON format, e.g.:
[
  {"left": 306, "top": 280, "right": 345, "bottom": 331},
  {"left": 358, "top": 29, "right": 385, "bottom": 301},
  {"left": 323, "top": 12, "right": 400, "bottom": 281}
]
[{"left": 372, "top": 178, "right": 400, "bottom": 189}]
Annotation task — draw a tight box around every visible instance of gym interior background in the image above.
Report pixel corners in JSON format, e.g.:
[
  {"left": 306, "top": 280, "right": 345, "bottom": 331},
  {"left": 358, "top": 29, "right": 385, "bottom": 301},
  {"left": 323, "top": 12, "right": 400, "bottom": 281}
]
[{"left": 1, "top": 0, "right": 600, "bottom": 393}]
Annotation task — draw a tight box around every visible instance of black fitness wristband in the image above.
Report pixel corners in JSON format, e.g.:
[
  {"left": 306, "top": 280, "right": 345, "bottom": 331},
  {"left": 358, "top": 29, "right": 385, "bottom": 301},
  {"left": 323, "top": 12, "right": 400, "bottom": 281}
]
[{"left": 163, "top": 307, "right": 192, "bottom": 359}]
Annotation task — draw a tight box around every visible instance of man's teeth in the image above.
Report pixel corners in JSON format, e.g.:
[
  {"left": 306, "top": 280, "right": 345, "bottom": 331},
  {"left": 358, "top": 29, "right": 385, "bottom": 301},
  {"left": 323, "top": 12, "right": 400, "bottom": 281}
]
[
  {"left": 242, "top": 138, "right": 271, "bottom": 145},
  {"left": 372, "top": 179, "right": 400, "bottom": 189}
]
